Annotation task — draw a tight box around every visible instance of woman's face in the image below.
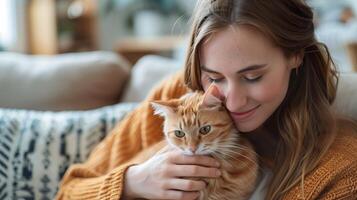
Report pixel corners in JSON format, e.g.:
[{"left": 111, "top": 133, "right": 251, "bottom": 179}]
[{"left": 200, "top": 25, "right": 300, "bottom": 132}]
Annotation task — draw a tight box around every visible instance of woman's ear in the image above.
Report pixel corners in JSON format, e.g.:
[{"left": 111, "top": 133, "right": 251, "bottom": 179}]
[{"left": 288, "top": 51, "right": 304, "bottom": 70}]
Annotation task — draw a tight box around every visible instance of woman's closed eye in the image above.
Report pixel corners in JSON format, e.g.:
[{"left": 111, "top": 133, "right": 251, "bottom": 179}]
[
  {"left": 204, "top": 73, "right": 263, "bottom": 83},
  {"left": 208, "top": 77, "right": 224, "bottom": 83},
  {"left": 243, "top": 75, "right": 263, "bottom": 83}
]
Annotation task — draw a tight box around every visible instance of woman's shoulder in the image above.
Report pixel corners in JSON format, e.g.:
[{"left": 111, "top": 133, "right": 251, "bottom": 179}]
[
  {"left": 321, "top": 119, "right": 357, "bottom": 169},
  {"left": 307, "top": 122, "right": 357, "bottom": 199},
  {"left": 284, "top": 121, "right": 357, "bottom": 199},
  {"left": 329, "top": 119, "right": 357, "bottom": 160}
]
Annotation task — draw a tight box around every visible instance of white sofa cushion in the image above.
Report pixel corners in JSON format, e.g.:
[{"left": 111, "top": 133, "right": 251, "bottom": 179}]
[
  {"left": 0, "top": 103, "right": 137, "bottom": 199},
  {"left": 120, "top": 55, "right": 182, "bottom": 102},
  {"left": 0, "top": 51, "right": 131, "bottom": 111},
  {"left": 333, "top": 73, "right": 357, "bottom": 120}
]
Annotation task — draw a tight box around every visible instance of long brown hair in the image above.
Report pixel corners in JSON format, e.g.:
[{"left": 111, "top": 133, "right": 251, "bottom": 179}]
[{"left": 183, "top": 0, "right": 338, "bottom": 199}]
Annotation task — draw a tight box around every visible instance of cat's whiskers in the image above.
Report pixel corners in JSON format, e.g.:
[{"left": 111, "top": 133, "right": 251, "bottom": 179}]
[
  {"left": 217, "top": 140, "right": 255, "bottom": 155},
  {"left": 211, "top": 137, "right": 258, "bottom": 166},
  {"left": 215, "top": 147, "right": 258, "bottom": 166},
  {"left": 217, "top": 143, "right": 252, "bottom": 154},
  {"left": 197, "top": 144, "right": 217, "bottom": 155}
]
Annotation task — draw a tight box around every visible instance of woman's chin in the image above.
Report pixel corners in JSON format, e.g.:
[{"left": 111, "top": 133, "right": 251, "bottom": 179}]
[{"left": 235, "top": 122, "right": 260, "bottom": 133}]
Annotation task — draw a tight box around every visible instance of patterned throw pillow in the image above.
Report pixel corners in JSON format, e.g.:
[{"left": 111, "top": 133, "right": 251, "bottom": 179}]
[{"left": 0, "top": 103, "right": 137, "bottom": 200}]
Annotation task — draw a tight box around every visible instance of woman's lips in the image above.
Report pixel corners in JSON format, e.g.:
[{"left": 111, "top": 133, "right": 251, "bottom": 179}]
[{"left": 230, "top": 105, "right": 260, "bottom": 121}]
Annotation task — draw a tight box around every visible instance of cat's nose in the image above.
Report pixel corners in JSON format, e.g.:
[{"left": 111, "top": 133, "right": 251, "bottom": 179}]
[{"left": 189, "top": 146, "right": 197, "bottom": 154}]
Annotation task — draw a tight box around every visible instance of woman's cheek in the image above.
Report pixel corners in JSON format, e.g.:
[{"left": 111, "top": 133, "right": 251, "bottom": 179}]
[
  {"left": 250, "top": 87, "right": 271, "bottom": 102},
  {"left": 251, "top": 78, "right": 288, "bottom": 102}
]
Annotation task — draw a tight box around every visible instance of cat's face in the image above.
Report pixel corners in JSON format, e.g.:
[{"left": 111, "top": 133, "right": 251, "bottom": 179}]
[{"left": 152, "top": 86, "right": 237, "bottom": 155}]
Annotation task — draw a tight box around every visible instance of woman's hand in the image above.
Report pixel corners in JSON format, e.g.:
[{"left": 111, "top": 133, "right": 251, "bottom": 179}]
[{"left": 123, "top": 147, "right": 221, "bottom": 200}]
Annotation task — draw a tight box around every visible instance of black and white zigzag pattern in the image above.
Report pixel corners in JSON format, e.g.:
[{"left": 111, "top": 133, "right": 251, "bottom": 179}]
[
  {"left": 0, "top": 103, "right": 137, "bottom": 200},
  {"left": 0, "top": 117, "right": 19, "bottom": 199}
]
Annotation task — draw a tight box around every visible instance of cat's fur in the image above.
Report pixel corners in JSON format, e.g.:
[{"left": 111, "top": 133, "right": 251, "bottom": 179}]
[{"left": 150, "top": 86, "right": 259, "bottom": 200}]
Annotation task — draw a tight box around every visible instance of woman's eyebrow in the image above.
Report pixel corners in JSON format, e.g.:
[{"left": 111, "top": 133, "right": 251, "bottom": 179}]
[
  {"left": 201, "top": 65, "right": 220, "bottom": 74},
  {"left": 200, "top": 64, "right": 267, "bottom": 74},
  {"left": 237, "top": 64, "right": 267, "bottom": 73}
]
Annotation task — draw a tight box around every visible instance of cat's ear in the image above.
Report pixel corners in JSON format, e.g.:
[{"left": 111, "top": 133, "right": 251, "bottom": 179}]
[
  {"left": 151, "top": 100, "right": 179, "bottom": 118},
  {"left": 201, "top": 84, "right": 224, "bottom": 108}
]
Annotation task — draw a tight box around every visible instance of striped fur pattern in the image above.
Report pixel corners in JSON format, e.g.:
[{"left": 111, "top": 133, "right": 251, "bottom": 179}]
[{"left": 152, "top": 90, "right": 259, "bottom": 200}]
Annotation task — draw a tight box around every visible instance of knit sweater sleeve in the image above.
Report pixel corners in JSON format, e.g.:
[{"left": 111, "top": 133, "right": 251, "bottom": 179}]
[
  {"left": 55, "top": 71, "right": 188, "bottom": 200},
  {"left": 283, "top": 127, "right": 357, "bottom": 200},
  {"left": 316, "top": 164, "right": 357, "bottom": 200}
]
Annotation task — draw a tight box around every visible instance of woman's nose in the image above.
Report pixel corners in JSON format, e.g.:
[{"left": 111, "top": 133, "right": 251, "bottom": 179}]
[{"left": 219, "top": 84, "right": 248, "bottom": 112}]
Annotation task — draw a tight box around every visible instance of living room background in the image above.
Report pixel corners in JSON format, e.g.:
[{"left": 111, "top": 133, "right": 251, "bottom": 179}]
[{"left": 0, "top": 0, "right": 356, "bottom": 71}]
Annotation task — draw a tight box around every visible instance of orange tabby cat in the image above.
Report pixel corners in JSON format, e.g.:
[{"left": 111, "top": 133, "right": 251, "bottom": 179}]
[{"left": 150, "top": 85, "right": 259, "bottom": 200}]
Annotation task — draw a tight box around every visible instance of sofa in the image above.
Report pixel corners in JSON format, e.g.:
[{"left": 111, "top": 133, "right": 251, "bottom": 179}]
[{"left": 0, "top": 51, "right": 356, "bottom": 200}]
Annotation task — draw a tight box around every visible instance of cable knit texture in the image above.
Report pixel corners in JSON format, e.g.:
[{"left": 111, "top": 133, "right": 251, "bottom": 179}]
[{"left": 56, "top": 71, "right": 357, "bottom": 200}]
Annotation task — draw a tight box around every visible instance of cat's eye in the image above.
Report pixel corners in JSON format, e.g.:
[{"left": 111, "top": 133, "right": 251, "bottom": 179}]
[
  {"left": 199, "top": 125, "right": 211, "bottom": 135},
  {"left": 174, "top": 130, "right": 185, "bottom": 138}
]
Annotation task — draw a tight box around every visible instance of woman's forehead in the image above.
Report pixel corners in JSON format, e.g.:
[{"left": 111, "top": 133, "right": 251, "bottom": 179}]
[{"left": 199, "top": 26, "right": 282, "bottom": 69}]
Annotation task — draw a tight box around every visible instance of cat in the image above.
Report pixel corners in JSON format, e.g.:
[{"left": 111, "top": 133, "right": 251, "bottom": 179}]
[{"left": 150, "top": 85, "right": 259, "bottom": 200}]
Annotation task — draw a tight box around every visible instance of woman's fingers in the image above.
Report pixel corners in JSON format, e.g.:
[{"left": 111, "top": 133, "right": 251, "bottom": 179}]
[
  {"left": 165, "top": 179, "right": 206, "bottom": 191},
  {"left": 160, "top": 190, "right": 200, "bottom": 200},
  {"left": 168, "top": 151, "right": 220, "bottom": 168},
  {"left": 169, "top": 164, "right": 221, "bottom": 178},
  {"left": 159, "top": 149, "right": 221, "bottom": 179}
]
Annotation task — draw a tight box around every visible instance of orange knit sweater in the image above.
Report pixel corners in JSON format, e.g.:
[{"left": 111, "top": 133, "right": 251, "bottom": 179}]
[{"left": 56, "top": 71, "right": 357, "bottom": 200}]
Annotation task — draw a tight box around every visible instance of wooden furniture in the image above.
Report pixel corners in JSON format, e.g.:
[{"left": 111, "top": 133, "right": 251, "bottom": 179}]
[
  {"left": 115, "top": 36, "right": 185, "bottom": 65},
  {"left": 27, "top": 0, "right": 98, "bottom": 55},
  {"left": 27, "top": 0, "right": 57, "bottom": 54},
  {"left": 346, "top": 42, "right": 357, "bottom": 72}
]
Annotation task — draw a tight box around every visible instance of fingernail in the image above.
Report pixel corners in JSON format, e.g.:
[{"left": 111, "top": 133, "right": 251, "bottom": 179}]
[{"left": 216, "top": 170, "right": 221, "bottom": 176}]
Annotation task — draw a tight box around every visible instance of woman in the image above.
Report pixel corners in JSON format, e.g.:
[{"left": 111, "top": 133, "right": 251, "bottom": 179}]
[{"left": 56, "top": 0, "right": 357, "bottom": 199}]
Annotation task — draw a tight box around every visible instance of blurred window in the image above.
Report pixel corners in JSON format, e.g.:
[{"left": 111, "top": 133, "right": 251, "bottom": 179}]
[{"left": 0, "top": 0, "right": 15, "bottom": 50}]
